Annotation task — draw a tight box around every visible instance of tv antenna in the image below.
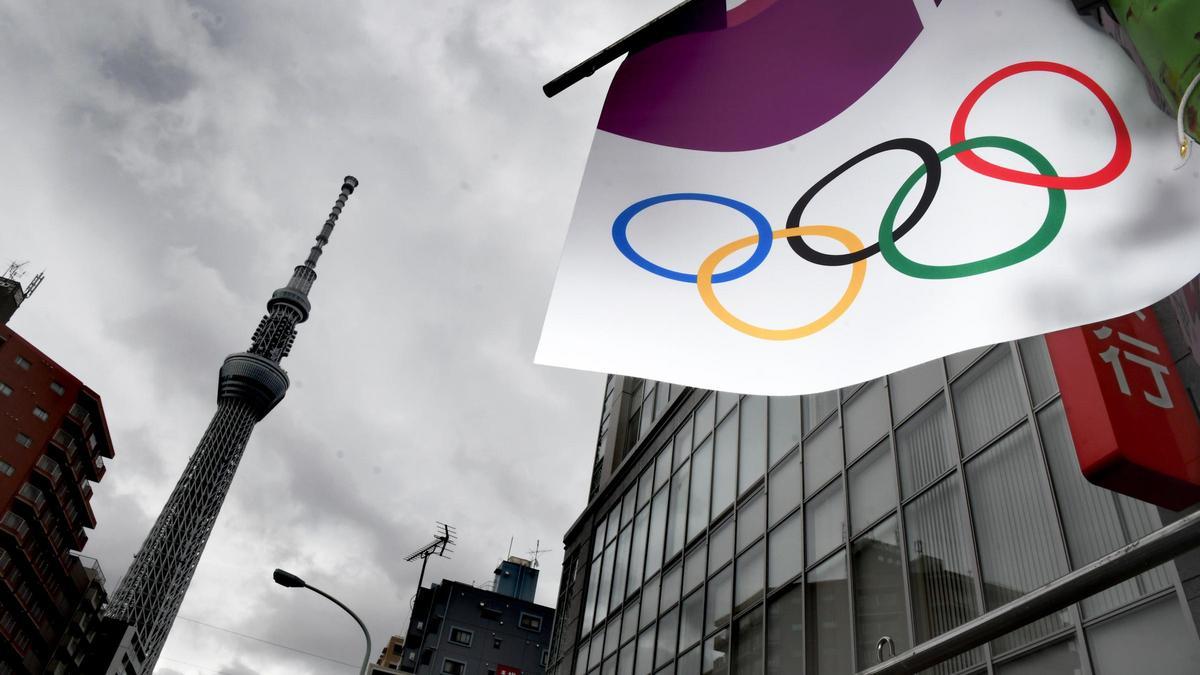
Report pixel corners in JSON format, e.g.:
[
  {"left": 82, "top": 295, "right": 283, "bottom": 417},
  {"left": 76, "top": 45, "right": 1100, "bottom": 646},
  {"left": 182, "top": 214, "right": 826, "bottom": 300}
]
[
  {"left": 404, "top": 522, "right": 456, "bottom": 593},
  {"left": 527, "top": 539, "right": 552, "bottom": 568},
  {"left": 3, "top": 261, "right": 43, "bottom": 298}
]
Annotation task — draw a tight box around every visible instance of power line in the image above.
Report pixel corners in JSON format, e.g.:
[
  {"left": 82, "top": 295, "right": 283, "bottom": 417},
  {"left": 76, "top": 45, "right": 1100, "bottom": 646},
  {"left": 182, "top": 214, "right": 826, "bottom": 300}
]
[{"left": 175, "top": 615, "right": 360, "bottom": 670}]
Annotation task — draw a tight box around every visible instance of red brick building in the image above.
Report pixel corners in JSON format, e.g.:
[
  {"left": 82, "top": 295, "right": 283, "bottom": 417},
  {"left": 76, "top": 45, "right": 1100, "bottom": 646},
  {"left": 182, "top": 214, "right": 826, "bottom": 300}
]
[{"left": 0, "top": 324, "right": 115, "bottom": 673}]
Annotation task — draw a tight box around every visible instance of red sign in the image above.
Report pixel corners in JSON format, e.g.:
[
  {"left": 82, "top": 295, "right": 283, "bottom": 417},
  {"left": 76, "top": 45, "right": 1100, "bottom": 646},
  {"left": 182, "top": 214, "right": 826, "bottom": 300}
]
[
  {"left": 1170, "top": 275, "right": 1200, "bottom": 368},
  {"left": 497, "top": 666, "right": 521, "bottom": 675},
  {"left": 1046, "top": 307, "right": 1200, "bottom": 510}
]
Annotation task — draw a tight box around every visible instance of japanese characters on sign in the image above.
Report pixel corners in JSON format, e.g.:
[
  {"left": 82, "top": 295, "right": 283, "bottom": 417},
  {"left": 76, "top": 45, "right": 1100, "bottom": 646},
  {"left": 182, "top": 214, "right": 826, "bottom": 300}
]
[{"left": 1046, "top": 307, "right": 1200, "bottom": 510}]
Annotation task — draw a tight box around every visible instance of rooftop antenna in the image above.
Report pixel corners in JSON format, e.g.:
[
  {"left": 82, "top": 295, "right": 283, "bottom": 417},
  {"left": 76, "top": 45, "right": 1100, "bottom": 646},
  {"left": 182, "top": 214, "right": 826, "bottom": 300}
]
[
  {"left": 404, "top": 522, "right": 456, "bottom": 594},
  {"left": 527, "top": 539, "right": 553, "bottom": 568}
]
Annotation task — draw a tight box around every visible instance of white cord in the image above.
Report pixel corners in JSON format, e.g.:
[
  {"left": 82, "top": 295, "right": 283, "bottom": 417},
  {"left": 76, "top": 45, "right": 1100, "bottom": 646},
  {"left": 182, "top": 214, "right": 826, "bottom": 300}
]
[{"left": 1176, "top": 70, "right": 1200, "bottom": 167}]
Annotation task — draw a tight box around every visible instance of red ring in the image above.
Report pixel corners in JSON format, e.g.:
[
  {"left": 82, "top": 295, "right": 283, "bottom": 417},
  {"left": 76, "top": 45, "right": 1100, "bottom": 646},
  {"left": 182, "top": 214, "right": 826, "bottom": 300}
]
[{"left": 949, "top": 61, "right": 1131, "bottom": 190}]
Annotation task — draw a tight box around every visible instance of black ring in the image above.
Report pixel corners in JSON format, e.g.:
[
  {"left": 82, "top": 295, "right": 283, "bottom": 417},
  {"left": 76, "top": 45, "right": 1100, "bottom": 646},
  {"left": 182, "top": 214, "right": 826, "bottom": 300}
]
[{"left": 786, "top": 137, "right": 942, "bottom": 266}]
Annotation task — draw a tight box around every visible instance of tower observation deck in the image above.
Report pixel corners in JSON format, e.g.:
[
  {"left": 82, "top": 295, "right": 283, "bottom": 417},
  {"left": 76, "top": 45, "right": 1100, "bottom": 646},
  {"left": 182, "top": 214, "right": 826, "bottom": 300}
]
[{"left": 104, "top": 177, "right": 360, "bottom": 669}]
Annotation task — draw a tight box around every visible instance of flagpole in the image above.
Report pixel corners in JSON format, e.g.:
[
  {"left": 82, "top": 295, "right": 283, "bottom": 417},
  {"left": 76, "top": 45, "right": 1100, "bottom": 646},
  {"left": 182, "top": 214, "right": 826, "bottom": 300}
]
[{"left": 542, "top": 0, "right": 710, "bottom": 97}]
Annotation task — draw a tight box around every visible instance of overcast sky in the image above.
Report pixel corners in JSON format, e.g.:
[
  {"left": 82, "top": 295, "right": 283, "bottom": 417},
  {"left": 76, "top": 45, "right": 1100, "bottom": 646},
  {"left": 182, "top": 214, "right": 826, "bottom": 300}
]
[{"left": 0, "top": 1, "right": 685, "bottom": 672}]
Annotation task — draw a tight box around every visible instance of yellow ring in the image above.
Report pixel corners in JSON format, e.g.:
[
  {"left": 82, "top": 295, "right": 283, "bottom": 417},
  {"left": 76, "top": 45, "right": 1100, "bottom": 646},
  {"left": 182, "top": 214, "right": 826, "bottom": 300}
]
[{"left": 696, "top": 226, "right": 867, "bottom": 340}]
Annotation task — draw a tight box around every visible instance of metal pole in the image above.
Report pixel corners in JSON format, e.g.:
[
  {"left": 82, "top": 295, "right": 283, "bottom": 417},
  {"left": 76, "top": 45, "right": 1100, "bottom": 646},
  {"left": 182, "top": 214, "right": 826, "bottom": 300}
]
[
  {"left": 305, "top": 583, "right": 373, "bottom": 675},
  {"left": 542, "top": 0, "right": 712, "bottom": 97},
  {"left": 858, "top": 506, "right": 1200, "bottom": 675}
]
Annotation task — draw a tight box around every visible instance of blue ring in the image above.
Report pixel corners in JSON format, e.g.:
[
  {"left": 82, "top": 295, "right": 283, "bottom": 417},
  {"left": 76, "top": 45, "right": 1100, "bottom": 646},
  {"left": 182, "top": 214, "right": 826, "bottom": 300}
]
[{"left": 612, "top": 193, "right": 773, "bottom": 283}]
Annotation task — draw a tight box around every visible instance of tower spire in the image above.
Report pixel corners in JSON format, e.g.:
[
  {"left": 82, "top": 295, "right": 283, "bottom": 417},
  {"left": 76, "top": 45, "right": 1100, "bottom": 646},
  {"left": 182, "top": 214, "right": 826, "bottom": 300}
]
[{"left": 105, "top": 177, "right": 359, "bottom": 670}]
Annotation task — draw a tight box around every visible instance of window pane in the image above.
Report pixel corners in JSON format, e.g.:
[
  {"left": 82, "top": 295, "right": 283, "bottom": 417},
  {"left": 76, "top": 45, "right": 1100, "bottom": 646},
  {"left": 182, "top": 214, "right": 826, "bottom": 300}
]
[
  {"left": 843, "top": 379, "right": 889, "bottom": 463},
  {"left": 802, "top": 390, "right": 838, "bottom": 435},
  {"left": 656, "top": 607, "right": 679, "bottom": 668},
  {"left": 717, "top": 391, "right": 739, "bottom": 422},
  {"left": 640, "top": 576, "right": 661, "bottom": 629},
  {"left": 606, "top": 507, "right": 621, "bottom": 544},
  {"left": 675, "top": 418, "right": 694, "bottom": 470},
  {"left": 583, "top": 556, "right": 602, "bottom": 633},
  {"left": 655, "top": 447, "right": 673, "bottom": 490},
  {"left": 597, "top": 544, "right": 616, "bottom": 626},
  {"left": 605, "top": 618, "right": 620, "bottom": 657},
  {"left": 611, "top": 526, "right": 632, "bottom": 613},
  {"left": 805, "top": 551, "right": 851, "bottom": 675},
  {"left": 736, "top": 492, "right": 765, "bottom": 552},
  {"left": 588, "top": 632, "right": 604, "bottom": 670},
  {"left": 1018, "top": 336, "right": 1058, "bottom": 405},
  {"left": 896, "top": 397, "right": 955, "bottom": 498},
  {"left": 684, "top": 542, "right": 707, "bottom": 594},
  {"left": 739, "top": 396, "right": 768, "bottom": 494},
  {"left": 966, "top": 424, "right": 1069, "bottom": 655},
  {"left": 703, "top": 630, "right": 730, "bottom": 675},
  {"left": 696, "top": 394, "right": 716, "bottom": 445},
  {"left": 945, "top": 345, "right": 988, "bottom": 377},
  {"left": 688, "top": 439, "right": 714, "bottom": 542},
  {"left": 627, "top": 508, "right": 650, "bottom": 596},
  {"left": 679, "top": 590, "right": 705, "bottom": 650},
  {"left": 766, "top": 582, "right": 803, "bottom": 674},
  {"left": 622, "top": 488, "right": 637, "bottom": 527},
  {"left": 713, "top": 415, "right": 738, "bottom": 517},
  {"left": 1086, "top": 596, "right": 1200, "bottom": 675},
  {"left": 636, "top": 627, "right": 656, "bottom": 675},
  {"left": 768, "top": 451, "right": 801, "bottom": 526},
  {"left": 638, "top": 467, "right": 654, "bottom": 509},
  {"left": 889, "top": 359, "right": 943, "bottom": 422},
  {"left": 1039, "top": 400, "right": 1170, "bottom": 618},
  {"left": 646, "top": 488, "right": 669, "bottom": 580},
  {"left": 952, "top": 347, "right": 1025, "bottom": 455},
  {"left": 657, "top": 382, "right": 671, "bottom": 425},
  {"left": 849, "top": 440, "right": 896, "bottom": 535},
  {"left": 803, "top": 419, "right": 841, "bottom": 497},
  {"left": 709, "top": 518, "right": 735, "bottom": 573},
  {"left": 622, "top": 600, "right": 641, "bottom": 643},
  {"left": 806, "top": 482, "right": 845, "bottom": 564},
  {"left": 905, "top": 473, "right": 981, "bottom": 675},
  {"left": 619, "top": 641, "right": 636, "bottom": 675},
  {"left": 732, "top": 605, "right": 764, "bottom": 675},
  {"left": 734, "top": 541, "right": 765, "bottom": 616},
  {"left": 852, "top": 516, "right": 908, "bottom": 667},
  {"left": 768, "top": 396, "right": 801, "bottom": 465},
  {"left": 678, "top": 645, "right": 702, "bottom": 675},
  {"left": 665, "top": 462, "right": 691, "bottom": 561},
  {"left": 992, "top": 638, "right": 1080, "bottom": 675},
  {"left": 706, "top": 565, "right": 733, "bottom": 634},
  {"left": 768, "top": 509, "right": 803, "bottom": 592},
  {"left": 660, "top": 563, "right": 683, "bottom": 614}
]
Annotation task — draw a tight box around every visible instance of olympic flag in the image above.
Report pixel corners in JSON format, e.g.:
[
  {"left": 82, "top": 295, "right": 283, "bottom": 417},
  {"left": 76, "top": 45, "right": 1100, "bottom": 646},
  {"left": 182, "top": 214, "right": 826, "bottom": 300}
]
[{"left": 536, "top": 0, "right": 1200, "bottom": 395}]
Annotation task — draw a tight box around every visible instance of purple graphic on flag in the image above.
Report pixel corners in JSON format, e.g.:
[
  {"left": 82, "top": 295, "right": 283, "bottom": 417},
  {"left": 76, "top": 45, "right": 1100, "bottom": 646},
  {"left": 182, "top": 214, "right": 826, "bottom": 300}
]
[{"left": 598, "top": 0, "right": 928, "bottom": 152}]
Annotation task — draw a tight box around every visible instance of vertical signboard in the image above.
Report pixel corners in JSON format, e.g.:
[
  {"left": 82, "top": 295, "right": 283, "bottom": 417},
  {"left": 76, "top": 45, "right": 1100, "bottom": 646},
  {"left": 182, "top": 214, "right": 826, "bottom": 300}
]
[
  {"left": 1170, "top": 276, "right": 1200, "bottom": 367},
  {"left": 1046, "top": 308, "right": 1200, "bottom": 510}
]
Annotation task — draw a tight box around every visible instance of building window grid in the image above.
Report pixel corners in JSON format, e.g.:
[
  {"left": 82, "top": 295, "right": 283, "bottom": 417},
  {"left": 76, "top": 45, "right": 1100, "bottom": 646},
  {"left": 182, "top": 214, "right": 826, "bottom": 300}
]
[{"left": 568, "top": 340, "right": 1188, "bottom": 675}]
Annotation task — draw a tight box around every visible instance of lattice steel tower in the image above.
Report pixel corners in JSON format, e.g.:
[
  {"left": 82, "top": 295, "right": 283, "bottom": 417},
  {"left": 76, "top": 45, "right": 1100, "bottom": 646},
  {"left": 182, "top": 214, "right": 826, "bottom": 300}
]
[{"left": 105, "top": 177, "right": 360, "bottom": 669}]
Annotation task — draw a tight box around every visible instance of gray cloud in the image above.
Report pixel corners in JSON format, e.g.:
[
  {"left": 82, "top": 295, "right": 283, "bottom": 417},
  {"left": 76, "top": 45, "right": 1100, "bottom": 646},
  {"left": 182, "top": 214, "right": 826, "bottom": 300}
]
[{"left": 0, "top": 0, "right": 674, "bottom": 672}]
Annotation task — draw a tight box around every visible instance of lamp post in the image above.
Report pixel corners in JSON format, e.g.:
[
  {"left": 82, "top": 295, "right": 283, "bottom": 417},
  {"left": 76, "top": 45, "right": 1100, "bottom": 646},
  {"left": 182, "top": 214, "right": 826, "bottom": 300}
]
[{"left": 273, "top": 568, "right": 373, "bottom": 675}]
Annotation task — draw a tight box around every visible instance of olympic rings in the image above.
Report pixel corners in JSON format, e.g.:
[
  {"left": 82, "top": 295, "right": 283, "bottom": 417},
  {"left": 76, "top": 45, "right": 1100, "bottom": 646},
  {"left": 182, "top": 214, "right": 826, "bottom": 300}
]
[
  {"left": 697, "top": 227, "right": 867, "bottom": 340},
  {"left": 878, "top": 136, "right": 1067, "bottom": 279},
  {"left": 609, "top": 60, "right": 1132, "bottom": 341},
  {"left": 786, "top": 138, "right": 942, "bottom": 266},
  {"left": 949, "top": 61, "right": 1131, "bottom": 189},
  {"left": 613, "top": 193, "right": 773, "bottom": 283}
]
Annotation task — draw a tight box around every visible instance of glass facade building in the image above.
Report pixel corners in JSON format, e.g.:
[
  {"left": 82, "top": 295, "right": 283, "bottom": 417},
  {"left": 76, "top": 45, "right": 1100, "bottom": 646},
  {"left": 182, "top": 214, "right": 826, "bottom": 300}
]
[{"left": 546, "top": 302, "right": 1200, "bottom": 675}]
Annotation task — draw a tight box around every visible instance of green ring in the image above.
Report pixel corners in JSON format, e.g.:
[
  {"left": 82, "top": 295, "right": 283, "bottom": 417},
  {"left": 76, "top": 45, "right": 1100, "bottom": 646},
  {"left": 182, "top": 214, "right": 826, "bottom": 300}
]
[{"left": 878, "top": 135, "right": 1067, "bottom": 280}]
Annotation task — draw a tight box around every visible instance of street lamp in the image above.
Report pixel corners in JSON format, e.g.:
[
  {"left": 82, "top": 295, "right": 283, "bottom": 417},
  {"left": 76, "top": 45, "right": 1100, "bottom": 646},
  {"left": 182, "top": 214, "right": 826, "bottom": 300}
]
[{"left": 272, "top": 568, "right": 373, "bottom": 675}]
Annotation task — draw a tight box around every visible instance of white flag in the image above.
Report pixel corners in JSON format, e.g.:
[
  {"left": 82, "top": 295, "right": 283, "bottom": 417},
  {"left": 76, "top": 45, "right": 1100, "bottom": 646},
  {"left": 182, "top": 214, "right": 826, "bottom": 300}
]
[{"left": 537, "top": 0, "right": 1200, "bottom": 395}]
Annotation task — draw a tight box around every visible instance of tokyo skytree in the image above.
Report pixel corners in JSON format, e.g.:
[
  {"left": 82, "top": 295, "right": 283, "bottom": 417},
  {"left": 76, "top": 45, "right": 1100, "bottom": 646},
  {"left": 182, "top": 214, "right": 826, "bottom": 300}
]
[{"left": 105, "top": 177, "right": 359, "bottom": 669}]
